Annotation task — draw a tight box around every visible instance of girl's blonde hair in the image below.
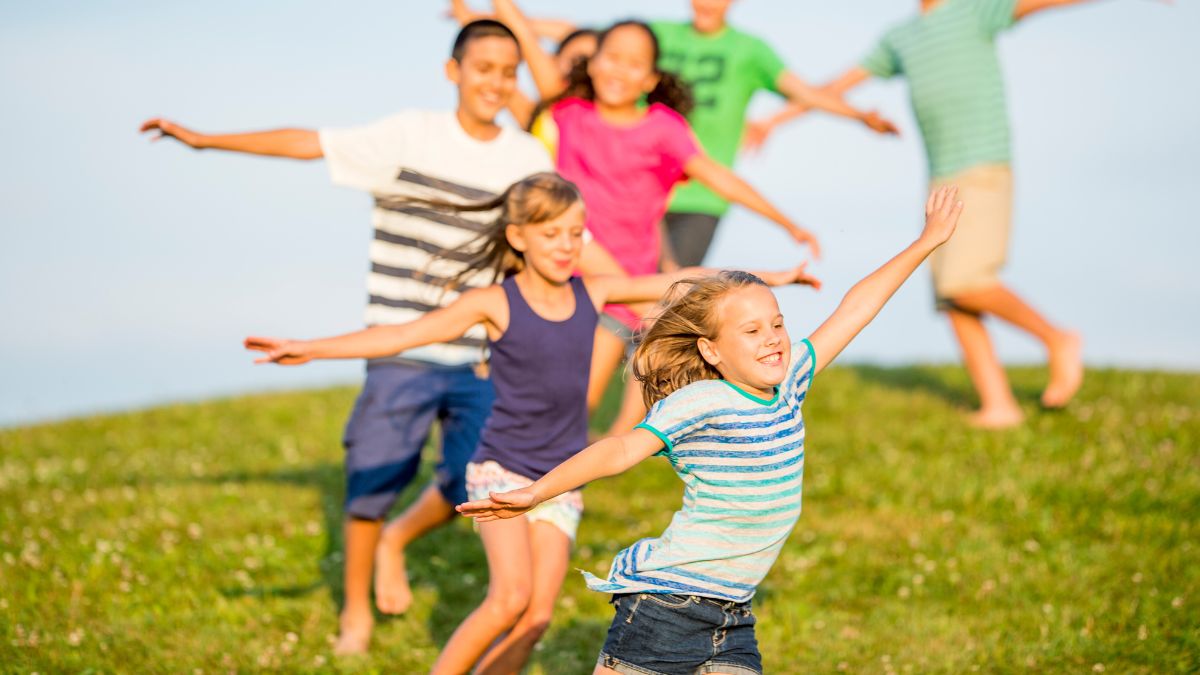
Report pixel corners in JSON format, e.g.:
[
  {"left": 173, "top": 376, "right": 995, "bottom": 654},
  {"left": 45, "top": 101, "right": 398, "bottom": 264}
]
[
  {"left": 377, "top": 171, "right": 581, "bottom": 288},
  {"left": 631, "top": 270, "right": 768, "bottom": 408}
]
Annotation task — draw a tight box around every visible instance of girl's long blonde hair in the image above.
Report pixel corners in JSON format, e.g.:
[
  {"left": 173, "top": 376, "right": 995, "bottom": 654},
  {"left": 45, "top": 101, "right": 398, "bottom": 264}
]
[{"left": 631, "top": 271, "right": 768, "bottom": 408}]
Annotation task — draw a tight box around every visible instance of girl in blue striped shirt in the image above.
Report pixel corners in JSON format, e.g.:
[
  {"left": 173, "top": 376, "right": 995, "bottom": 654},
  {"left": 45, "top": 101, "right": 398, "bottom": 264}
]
[{"left": 459, "top": 186, "right": 964, "bottom": 675}]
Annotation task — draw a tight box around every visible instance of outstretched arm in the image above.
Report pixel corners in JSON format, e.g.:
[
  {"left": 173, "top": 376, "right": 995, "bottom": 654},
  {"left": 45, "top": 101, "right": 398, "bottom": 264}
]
[
  {"left": 593, "top": 263, "right": 821, "bottom": 307},
  {"left": 244, "top": 287, "right": 497, "bottom": 365},
  {"left": 743, "top": 67, "right": 875, "bottom": 153},
  {"left": 139, "top": 119, "right": 322, "bottom": 159},
  {"left": 776, "top": 72, "right": 898, "bottom": 135},
  {"left": 448, "top": 0, "right": 578, "bottom": 42},
  {"left": 457, "top": 428, "right": 664, "bottom": 519},
  {"left": 684, "top": 154, "right": 822, "bottom": 258},
  {"left": 807, "top": 186, "right": 963, "bottom": 375},
  {"left": 492, "top": 0, "right": 567, "bottom": 100}
]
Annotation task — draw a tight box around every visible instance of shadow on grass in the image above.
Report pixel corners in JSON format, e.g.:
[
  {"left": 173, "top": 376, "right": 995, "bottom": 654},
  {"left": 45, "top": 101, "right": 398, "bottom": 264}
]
[
  {"left": 846, "top": 364, "right": 976, "bottom": 409},
  {"left": 198, "top": 462, "right": 484, "bottom": 644}
]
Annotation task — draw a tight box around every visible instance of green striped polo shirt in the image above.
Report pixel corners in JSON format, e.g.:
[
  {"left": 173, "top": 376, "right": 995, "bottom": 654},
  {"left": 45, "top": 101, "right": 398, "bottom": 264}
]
[{"left": 861, "top": 0, "right": 1017, "bottom": 178}]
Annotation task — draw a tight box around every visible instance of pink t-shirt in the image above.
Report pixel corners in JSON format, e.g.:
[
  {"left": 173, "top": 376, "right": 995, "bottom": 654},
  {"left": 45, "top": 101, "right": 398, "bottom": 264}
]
[{"left": 552, "top": 98, "right": 700, "bottom": 329}]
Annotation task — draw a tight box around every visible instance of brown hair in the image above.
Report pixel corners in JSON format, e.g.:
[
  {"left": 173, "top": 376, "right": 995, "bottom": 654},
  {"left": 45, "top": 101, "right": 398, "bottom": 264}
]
[
  {"left": 530, "top": 19, "right": 694, "bottom": 131},
  {"left": 377, "top": 172, "right": 581, "bottom": 290},
  {"left": 631, "top": 271, "right": 768, "bottom": 407}
]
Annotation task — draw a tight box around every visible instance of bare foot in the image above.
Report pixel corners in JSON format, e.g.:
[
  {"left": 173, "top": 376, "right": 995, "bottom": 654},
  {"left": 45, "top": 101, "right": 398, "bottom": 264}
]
[
  {"left": 333, "top": 608, "right": 373, "bottom": 656},
  {"left": 1042, "top": 331, "right": 1083, "bottom": 409},
  {"left": 968, "top": 406, "right": 1024, "bottom": 430},
  {"left": 373, "top": 525, "right": 413, "bottom": 615}
]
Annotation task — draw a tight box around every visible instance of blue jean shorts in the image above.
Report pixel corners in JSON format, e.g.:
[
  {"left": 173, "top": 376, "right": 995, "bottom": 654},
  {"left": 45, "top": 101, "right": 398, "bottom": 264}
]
[
  {"left": 342, "top": 360, "right": 493, "bottom": 520},
  {"left": 598, "top": 593, "right": 761, "bottom": 675}
]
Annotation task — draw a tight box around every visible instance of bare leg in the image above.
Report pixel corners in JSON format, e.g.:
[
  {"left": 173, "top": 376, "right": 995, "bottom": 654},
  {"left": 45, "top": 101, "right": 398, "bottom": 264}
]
[
  {"left": 605, "top": 373, "right": 647, "bottom": 437},
  {"left": 946, "top": 308, "right": 1024, "bottom": 429},
  {"left": 952, "top": 284, "right": 1083, "bottom": 408},
  {"left": 374, "top": 484, "right": 455, "bottom": 615},
  {"left": 475, "top": 521, "right": 572, "bottom": 674},
  {"left": 587, "top": 327, "right": 627, "bottom": 413},
  {"left": 430, "top": 518, "right": 533, "bottom": 675},
  {"left": 336, "top": 517, "right": 382, "bottom": 655}
]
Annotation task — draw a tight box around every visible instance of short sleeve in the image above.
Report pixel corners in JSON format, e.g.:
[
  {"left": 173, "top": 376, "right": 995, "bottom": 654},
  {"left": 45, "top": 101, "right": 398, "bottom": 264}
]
[
  {"left": 974, "top": 0, "right": 1018, "bottom": 36},
  {"left": 860, "top": 34, "right": 901, "bottom": 79},
  {"left": 635, "top": 383, "right": 720, "bottom": 456},
  {"left": 749, "top": 37, "right": 788, "bottom": 94},
  {"left": 655, "top": 108, "right": 701, "bottom": 171},
  {"left": 318, "top": 112, "right": 418, "bottom": 192},
  {"left": 784, "top": 339, "right": 816, "bottom": 409}
]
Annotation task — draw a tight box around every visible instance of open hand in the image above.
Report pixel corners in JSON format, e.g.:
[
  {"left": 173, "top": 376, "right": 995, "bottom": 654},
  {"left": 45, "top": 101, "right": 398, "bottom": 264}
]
[
  {"left": 140, "top": 118, "right": 204, "bottom": 148},
  {"left": 456, "top": 488, "right": 538, "bottom": 522},
  {"left": 919, "top": 185, "right": 964, "bottom": 248},
  {"left": 741, "top": 119, "right": 774, "bottom": 154},
  {"left": 244, "top": 336, "right": 313, "bottom": 365},
  {"left": 862, "top": 111, "right": 900, "bottom": 135},
  {"left": 759, "top": 262, "right": 822, "bottom": 290},
  {"left": 787, "top": 225, "right": 822, "bottom": 260}
]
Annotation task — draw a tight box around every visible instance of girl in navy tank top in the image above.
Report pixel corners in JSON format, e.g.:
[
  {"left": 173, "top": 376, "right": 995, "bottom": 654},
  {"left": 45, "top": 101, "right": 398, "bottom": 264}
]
[{"left": 245, "top": 172, "right": 817, "bottom": 673}]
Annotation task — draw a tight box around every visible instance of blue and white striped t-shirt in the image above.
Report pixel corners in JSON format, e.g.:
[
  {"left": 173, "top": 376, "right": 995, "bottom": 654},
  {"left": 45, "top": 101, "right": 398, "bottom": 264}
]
[{"left": 583, "top": 339, "right": 815, "bottom": 603}]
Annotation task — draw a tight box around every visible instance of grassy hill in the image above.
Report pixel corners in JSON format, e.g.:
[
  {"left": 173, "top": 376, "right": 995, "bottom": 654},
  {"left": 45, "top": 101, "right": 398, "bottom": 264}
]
[{"left": 1, "top": 366, "right": 1196, "bottom": 673}]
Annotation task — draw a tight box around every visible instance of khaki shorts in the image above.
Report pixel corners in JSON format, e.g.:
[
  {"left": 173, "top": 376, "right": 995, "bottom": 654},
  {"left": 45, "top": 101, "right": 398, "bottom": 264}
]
[{"left": 929, "top": 163, "right": 1012, "bottom": 308}]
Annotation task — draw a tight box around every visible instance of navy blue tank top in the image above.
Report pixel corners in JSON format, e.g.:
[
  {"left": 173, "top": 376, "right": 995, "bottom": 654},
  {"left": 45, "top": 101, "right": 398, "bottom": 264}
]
[{"left": 472, "top": 276, "right": 598, "bottom": 480}]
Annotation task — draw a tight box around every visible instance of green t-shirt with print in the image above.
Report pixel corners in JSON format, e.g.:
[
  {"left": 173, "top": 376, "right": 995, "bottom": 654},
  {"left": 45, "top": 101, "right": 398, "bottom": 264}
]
[
  {"left": 651, "top": 21, "right": 787, "bottom": 216},
  {"left": 861, "top": 0, "right": 1017, "bottom": 178}
]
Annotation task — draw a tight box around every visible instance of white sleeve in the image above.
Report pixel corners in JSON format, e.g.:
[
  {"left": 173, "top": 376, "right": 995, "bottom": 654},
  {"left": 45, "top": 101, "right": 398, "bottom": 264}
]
[{"left": 317, "top": 112, "right": 418, "bottom": 192}]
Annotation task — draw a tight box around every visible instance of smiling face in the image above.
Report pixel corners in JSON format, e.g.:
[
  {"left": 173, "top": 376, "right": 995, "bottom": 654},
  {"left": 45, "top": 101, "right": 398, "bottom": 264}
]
[
  {"left": 587, "top": 24, "right": 660, "bottom": 108},
  {"left": 698, "top": 284, "right": 791, "bottom": 397},
  {"left": 505, "top": 201, "right": 587, "bottom": 285},
  {"left": 446, "top": 35, "right": 520, "bottom": 126}
]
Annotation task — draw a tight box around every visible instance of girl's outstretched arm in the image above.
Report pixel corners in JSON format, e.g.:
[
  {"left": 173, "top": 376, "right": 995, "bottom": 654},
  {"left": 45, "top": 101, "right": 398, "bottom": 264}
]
[
  {"left": 244, "top": 286, "right": 500, "bottom": 365},
  {"left": 457, "top": 428, "right": 665, "bottom": 520},
  {"left": 808, "top": 186, "right": 963, "bottom": 375},
  {"left": 492, "top": 0, "right": 566, "bottom": 100},
  {"left": 593, "top": 263, "right": 821, "bottom": 307},
  {"left": 683, "top": 154, "right": 822, "bottom": 258}
]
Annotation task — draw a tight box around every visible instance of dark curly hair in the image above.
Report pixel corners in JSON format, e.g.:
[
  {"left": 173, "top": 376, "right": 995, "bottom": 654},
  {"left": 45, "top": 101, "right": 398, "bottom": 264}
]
[{"left": 536, "top": 19, "right": 694, "bottom": 125}]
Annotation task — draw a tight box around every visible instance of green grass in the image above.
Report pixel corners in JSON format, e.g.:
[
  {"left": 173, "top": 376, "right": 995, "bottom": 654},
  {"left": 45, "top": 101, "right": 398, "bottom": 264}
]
[{"left": 1, "top": 366, "right": 1197, "bottom": 673}]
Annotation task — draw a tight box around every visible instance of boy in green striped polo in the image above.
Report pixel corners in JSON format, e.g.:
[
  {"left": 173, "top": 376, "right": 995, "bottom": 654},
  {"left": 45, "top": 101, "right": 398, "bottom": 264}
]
[{"left": 752, "top": 0, "right": 1103, "bottom": 428}]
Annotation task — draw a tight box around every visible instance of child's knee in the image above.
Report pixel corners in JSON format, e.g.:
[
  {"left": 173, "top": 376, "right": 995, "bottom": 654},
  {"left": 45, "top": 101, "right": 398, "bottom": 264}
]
[
  {"left": 515, "top": 607, "right": 554, "bottom": 641},
  {"left": 483, "top": 586, "right": 532, "bottom": 624}
]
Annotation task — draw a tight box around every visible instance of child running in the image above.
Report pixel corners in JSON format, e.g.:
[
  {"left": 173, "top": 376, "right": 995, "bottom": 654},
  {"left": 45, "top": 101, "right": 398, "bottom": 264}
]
[
  {"left": 245, "top": 173, "right": 818, "bottom": 674},
  {"left": 493, "top": 0, "right": 821, "bottom": 437},
  {"left": 459, "top": 186, "right": 964, "bottom": 675}
]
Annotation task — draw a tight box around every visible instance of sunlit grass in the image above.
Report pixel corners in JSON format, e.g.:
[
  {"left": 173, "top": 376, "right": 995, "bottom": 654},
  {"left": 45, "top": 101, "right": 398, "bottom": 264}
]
[{"left": 1, "top": 366, "right": 1196, "bottom": 672}]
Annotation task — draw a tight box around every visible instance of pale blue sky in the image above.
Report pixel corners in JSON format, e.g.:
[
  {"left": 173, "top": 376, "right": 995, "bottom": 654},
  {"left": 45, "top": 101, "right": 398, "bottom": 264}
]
[{"left": 1, "top": 0, "right": 1196, "bottom": 426}]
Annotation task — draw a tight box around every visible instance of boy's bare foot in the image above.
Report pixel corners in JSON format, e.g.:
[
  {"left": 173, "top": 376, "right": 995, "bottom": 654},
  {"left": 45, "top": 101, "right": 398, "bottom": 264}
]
[
  {"left": 968, "top": 406, "right": 1024, "bottom": 429},
  {"left": 374, "top": 525, "right": 413, "bottom": 615},
  {"left": 333, "top": 608, "right": 373, "bottom": 655},
  {"left": 1042, "top": 331, "right": 1083, "bottom": 409}
]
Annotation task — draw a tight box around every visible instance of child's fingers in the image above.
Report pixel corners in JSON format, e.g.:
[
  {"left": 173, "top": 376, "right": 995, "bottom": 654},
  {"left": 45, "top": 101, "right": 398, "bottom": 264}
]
[
  {"left": 925, "top": 189, "right": 937, "bottom": 216},
  {"left": 941, "top": 187, "right": 960, "bottom": 217}
]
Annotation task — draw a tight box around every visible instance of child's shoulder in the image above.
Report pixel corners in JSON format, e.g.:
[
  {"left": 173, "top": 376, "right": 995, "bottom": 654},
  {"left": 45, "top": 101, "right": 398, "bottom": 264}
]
[
  {"left": 646, "top": 103, "right": 689, "bottom": 126},
  {"left": 651, "top": 378, "right": 730, "bottom": 411}
]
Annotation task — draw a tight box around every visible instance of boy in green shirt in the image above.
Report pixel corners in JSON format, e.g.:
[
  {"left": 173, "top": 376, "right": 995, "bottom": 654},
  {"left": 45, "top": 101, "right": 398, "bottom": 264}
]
[
  {"left": 748, "top": 0, "right": 1135, "bottom": 427},
  {"left": 651, "top": 0, "right": 898, "bottom": 267}
]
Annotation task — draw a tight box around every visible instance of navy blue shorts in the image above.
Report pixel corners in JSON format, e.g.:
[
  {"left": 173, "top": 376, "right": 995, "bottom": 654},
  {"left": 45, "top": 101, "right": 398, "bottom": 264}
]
[
  {"left": 598, "top": 593, "right": 761, "bottom": 675},
  {"left": 342, "top": 361, "right": 493, "bottom": 520}
]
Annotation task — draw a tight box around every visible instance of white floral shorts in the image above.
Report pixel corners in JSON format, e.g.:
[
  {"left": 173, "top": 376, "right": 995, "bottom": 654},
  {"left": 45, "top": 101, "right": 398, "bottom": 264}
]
[{"left": 466, "top": 461, "right": 584, "bottom": 541}]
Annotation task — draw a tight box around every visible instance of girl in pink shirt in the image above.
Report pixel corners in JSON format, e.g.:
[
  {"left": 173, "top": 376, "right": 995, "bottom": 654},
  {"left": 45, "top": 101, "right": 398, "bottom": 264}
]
[{"left": 496, "top": 0, "right": 820, "bottom": 433}]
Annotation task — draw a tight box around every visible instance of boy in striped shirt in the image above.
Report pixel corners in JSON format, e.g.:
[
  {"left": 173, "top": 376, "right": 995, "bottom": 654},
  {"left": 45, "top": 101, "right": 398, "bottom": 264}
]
[
  {"left": 460, "top": 187, "right": 965, "bottom": 674},
  {"left": 750, "top": 0, "right": 1115, "bottom": 428},
  {"left": 140, "top": 20, "right": 551, "bottom": 653}
]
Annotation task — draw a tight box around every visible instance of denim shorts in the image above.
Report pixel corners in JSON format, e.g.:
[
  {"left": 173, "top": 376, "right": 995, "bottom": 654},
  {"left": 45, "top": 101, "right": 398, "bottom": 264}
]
[
  {"left": 598, "top": 593, "right": 761, "bottom": 675},
  {"left": 342, "top": 361, "right": 493, "bottom": 519}
]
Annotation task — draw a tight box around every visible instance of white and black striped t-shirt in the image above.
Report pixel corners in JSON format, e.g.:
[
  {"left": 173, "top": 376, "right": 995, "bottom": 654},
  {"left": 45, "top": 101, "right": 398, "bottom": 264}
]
[{"left": 319, "top": 111, "right": 552, "bottom": 367}]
